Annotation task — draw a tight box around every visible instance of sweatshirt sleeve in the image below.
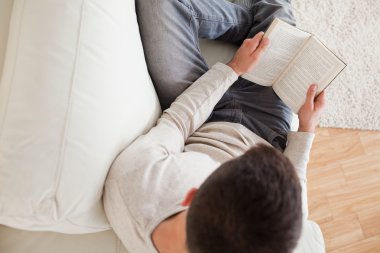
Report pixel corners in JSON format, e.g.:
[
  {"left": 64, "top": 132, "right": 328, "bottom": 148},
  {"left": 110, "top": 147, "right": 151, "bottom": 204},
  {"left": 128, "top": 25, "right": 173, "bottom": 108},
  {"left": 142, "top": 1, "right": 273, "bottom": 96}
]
[
  {"left": 283, "top": 131, "right": 315, "bottom": 220},
  {"left": 158, "top": 63, "right": 238, "bottom": 147}
]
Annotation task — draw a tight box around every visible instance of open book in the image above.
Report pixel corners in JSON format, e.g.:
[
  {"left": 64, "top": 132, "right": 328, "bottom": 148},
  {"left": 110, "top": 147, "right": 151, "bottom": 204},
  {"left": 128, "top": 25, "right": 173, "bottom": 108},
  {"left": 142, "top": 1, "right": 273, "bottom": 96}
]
[{"left": 242, "top": 18, "right": 346, "bottom": 113}]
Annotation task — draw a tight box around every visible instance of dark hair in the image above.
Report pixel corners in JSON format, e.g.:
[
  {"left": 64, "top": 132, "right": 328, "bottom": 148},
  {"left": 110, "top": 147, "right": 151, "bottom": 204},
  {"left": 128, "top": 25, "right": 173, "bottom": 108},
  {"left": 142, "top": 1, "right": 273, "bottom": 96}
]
[{"left": 186, "top": 144, "right": 302, "bottom": 253}]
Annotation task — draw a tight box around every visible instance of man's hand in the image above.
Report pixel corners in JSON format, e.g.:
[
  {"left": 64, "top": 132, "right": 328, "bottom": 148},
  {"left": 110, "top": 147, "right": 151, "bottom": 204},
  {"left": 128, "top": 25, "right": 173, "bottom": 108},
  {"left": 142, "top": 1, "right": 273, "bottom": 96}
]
[
  {"left": 298, "top": 84, "right": 327, "bottom": 133},
  {"left": 227, "top": 32, "right": 270, "bottom": 76}
]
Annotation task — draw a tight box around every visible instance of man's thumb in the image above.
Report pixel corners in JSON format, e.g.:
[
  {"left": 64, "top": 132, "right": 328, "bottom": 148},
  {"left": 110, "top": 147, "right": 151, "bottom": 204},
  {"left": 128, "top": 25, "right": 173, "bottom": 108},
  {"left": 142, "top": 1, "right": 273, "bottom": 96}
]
[{"left": 306, "top": 84, "right": 317, "bottom": 105}]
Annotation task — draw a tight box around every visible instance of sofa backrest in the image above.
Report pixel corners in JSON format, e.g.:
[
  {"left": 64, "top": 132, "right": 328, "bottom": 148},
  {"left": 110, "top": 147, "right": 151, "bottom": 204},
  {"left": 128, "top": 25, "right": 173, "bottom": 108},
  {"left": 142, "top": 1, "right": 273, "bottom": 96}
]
[{"left": 0, "top": 0, "right": 161, "bottom": 233}]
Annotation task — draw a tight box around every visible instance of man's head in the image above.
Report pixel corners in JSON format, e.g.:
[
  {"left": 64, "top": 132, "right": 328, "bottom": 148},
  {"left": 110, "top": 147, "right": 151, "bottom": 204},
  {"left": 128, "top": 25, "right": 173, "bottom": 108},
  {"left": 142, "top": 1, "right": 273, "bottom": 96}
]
[{"left": 185, "top": 144, "right": 303, "bottom": 253}]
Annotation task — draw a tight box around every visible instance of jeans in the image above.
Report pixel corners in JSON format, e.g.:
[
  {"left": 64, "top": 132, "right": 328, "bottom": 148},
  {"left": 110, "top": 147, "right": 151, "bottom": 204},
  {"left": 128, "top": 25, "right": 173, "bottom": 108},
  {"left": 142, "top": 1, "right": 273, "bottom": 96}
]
[{"left": 136, "top": 0, "right": 295, "bottom": 150}]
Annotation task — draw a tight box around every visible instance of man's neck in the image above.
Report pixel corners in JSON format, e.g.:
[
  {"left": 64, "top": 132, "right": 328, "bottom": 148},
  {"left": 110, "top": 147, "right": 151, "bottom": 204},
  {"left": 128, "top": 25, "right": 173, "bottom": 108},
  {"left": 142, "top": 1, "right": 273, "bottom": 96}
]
[{"left": 152, "top": 211, "right": 187, "bottom": 253}]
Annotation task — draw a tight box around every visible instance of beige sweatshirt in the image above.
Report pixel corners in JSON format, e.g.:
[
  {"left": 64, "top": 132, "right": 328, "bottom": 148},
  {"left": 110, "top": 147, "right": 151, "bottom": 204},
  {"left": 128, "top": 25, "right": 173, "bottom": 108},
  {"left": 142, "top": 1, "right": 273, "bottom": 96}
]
[{"left": 103, "top": 63, "right": 314, "bottom": 253}]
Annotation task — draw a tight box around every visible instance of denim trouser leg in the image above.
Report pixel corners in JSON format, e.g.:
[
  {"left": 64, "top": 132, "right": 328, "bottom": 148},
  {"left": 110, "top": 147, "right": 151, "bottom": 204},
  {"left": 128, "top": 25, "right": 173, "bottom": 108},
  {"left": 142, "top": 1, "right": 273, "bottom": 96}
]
[
  {"left": 208, "top": 77, "right": 292, "bottom": 150},
  {"left": 136, "top": 0, "right": 295, "bottom": 150},
  {"left": 245, "top": 0, "right": 296, "bottom": 37},
  {"left": 136, "top": 0, "right": 254, "bottom": 110}
]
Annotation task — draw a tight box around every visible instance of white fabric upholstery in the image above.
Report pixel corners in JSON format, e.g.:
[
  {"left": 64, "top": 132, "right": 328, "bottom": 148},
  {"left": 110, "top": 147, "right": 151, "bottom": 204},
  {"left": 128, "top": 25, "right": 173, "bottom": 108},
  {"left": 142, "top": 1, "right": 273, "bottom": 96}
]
[
  {"left": 0, "top": 0, "right": 13, "bottom": 79},
  {"left": 0, "top": 225, "right": 129, "bottom": 253},
  {"left": 0, "top": 220, "right": 325, "bottom": 253},
  {"left": 0, "top": 0, "right": 160, "bottom": 233},
  {"left": 294, "top": 221, "right": 326, "bottom": 253}
]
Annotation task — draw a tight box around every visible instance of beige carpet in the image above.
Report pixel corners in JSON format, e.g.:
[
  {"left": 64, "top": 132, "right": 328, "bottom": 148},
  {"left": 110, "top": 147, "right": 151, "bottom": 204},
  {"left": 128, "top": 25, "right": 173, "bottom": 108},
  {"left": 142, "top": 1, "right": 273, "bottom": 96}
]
[{"left": 293, "top": 0, "right": 380, "bottom": 130}]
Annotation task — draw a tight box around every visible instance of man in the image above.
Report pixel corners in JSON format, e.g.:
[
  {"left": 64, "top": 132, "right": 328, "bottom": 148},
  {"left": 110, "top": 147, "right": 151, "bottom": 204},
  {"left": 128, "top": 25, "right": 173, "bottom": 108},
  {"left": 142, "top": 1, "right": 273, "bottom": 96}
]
[{"left": 103, "top": 0, "right": 326, "bottom": 253}]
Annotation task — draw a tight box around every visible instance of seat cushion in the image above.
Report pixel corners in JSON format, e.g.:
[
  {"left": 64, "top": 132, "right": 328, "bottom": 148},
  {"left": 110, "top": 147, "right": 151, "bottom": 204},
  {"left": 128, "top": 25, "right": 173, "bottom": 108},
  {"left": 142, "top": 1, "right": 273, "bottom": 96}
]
[
  {"left": 294, "top": 221, "right": 325, "bottom": 253},
  {"left": 0, "top": 0, "right": 160, "bottom": 233},
  {"left": 0, "top": 225, "right": 129, "bottom": 253}
]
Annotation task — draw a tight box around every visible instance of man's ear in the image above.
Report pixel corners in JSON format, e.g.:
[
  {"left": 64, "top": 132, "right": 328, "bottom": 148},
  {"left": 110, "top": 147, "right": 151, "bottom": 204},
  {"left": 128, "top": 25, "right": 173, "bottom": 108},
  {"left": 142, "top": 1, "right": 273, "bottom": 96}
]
[{"left": 181, "top": 188, "right": 198, "bottom": 207}]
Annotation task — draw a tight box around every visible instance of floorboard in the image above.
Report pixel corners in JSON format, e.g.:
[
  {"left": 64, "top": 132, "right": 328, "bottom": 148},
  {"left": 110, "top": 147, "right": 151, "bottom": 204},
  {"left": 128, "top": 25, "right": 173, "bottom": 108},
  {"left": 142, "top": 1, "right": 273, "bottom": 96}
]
[{"left": 308, "top": 128, "right": 380, "bottom": 253}]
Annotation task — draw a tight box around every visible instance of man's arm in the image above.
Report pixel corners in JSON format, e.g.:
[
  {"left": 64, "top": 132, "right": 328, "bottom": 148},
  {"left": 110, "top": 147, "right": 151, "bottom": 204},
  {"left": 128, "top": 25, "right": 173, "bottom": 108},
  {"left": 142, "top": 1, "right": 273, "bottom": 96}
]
[
  {"left": 115, "top": 32, "right": 270, "bottom": 159},
  {"left": 159, "top": 32, "right": 270, "bottom": 148},
  {"left": 283, "top": 85, "right": 326, "bottom": 219}
]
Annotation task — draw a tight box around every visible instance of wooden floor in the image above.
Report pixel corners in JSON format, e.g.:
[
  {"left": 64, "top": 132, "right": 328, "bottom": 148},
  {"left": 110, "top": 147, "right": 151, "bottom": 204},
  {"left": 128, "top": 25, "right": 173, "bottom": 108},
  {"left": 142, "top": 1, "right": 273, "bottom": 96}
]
[{"left": 308, "top": 128, "right": 380, "bottom": 253}]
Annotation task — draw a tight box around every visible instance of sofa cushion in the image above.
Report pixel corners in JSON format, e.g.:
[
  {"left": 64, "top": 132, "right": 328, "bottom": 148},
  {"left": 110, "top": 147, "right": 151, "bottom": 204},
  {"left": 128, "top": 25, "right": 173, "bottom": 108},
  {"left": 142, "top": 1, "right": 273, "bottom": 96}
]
[
  {"left": 294, "top": 221, "right": 325, "bottom": 253},
  {"left": 0, "top": 225, "right": 130, "bottom": 253},
  {"left": 0, "top": 0, "right": 160, "bottom": 233}
]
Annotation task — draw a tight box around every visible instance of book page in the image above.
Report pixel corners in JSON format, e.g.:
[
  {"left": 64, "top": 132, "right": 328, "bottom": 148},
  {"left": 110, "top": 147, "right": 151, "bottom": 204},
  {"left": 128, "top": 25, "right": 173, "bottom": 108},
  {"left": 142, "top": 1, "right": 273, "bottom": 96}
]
[
  {"left": 273, "top": 36, "right": 346, "bottom": 113},
  {"left": 242, "top": 18, "right": 311, "bottom": 86}
]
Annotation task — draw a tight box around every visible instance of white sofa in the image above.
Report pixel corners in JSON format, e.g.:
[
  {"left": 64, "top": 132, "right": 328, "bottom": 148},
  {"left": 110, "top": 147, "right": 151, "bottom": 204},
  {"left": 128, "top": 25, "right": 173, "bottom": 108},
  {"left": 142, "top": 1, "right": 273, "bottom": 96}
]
[{"left": 0, "top": 0, "right": 324, "bottom": 252}]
